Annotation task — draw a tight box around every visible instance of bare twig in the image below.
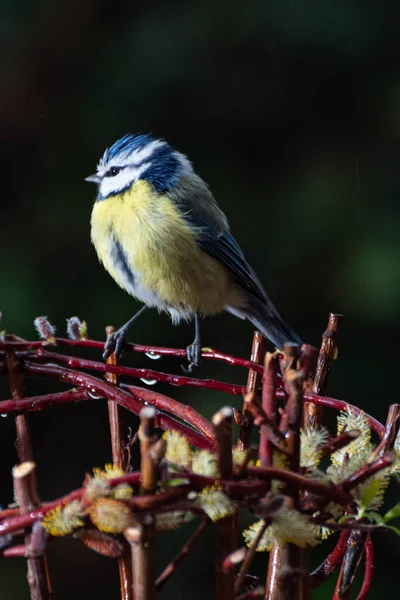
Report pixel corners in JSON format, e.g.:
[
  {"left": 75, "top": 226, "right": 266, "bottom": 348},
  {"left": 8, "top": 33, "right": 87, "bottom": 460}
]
[
  {"left": 334, "top": 530, "right": 366, "bottom": 600},
  {"left": 26, "top": 349, "right": 246, "bottom": 395},
  {"left": 237, "top": 331, "right": 266, "bottom": 450},
  {"left": 265, "top": 344, "right": 316, "bottom": 600},
  {"left": 2, "top": 336, "right": 266, "bottom": 374},
  {"left": 6, "top": 350, "right": 34, "bottom": 463},
  {"left": 305, "top": 313, "right": 342, "bottom": 428},
  {"left": 356, "top": 535, "right": 374, "bottom": 600},
  {"left": 124, "top": 407, "right": 159, "bottom": 600},
  {"left": 21, "top": 361, "right": 215, "bottom": 449},
  {"left": 234, "top": 521, "right": 268, "bottom": 594},
  {"left": 13, "top": 463, "right": 50, "bottom": 600},
  {"left": 243, "top": 393, "right": 286, "bottom": 453},
  {"left": 7, "top": 350, "right": 53, "bottom": 599},
  {"left": 320, "top": 430, "right": 361, "bottom": 457},
  {"left": 310, "top": 531, "right": 350, "bottom": 589},
  {"left": 370, "top": 404, "right": 400, "bottom": 460},
  {"left": 213, "top": 407, "right": 236, "bottom": 600},
  {"left": 124, "top": 521, "right": 156, "bottom": 600},
  {"left": 259, "top": 352, "right": 279, "bottom": 467},
  {"left": 5, "top": 354, "right": 385, "bottom": 439},
  {"left": 155, "top": 518, "right": 210, "bottom": 591},
  {"left": 341, "top": 451, "right": 396, "bottom": 491},
  {"left": 105, "top": 326, "right": 132, "bottom": 600},
  {"left": 122, "top": 384, "right": 216, "bottom": 448}
]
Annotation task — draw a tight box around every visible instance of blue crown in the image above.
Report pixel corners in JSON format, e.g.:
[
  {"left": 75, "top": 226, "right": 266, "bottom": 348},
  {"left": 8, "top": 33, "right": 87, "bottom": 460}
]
[
  {"left": 101, "top": 133, "right": 156, "bottom": 163},
  {"left": 101, "top": 133, "right": 185, "bottom": 193}
]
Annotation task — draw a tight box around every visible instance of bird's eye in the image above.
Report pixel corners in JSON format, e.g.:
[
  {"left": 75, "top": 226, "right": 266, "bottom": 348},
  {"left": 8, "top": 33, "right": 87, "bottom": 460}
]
[{"left": 108, "top": 166, "right": 121, "bottom": 177}]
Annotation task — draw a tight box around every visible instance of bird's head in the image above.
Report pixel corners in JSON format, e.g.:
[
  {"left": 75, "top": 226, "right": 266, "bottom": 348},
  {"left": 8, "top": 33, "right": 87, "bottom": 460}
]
[{"left": 85, "top": 133, "right": 193, "bottom": 200}]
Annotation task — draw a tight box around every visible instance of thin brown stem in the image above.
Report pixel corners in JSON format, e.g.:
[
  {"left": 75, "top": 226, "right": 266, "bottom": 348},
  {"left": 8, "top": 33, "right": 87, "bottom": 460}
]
[
  {"left": 235, "top": 521, "right": 268, "bottom": 594},
  {"left": 370, "top": 404, "right": 400, "bottom": 460},
  {"left": 237, "top": 331, "right": 266, "bottom": 450},
  {"left": 259, "top": 352, "right": 278, "bottom": 468},
  {"left": 105, "top": 326, "right": 132, "bottom": 600},
  {"left": 7, "top": 351, "right": 53, "bottom": 599},
  {"left": 13, "top": 463, "right": 50, "bottom": 600},
  {"left": 213, "top": 407, "right": 236, "bottom": 600},
  {"left": 320, "top": 430, "right": 361, "bottom": 457},
  {"left": 333, "top": 530, "right": 366, "bottom": 600},
  {"left": 155, "top": 518, "right": 210, "bottom": 591},
  {"left": 124, "top": 521, "right": 156, "bottom": 600},
  {"left": 139, "top": 406, "right": 158, "bottom": 495},
  {"left": 356, "top": 535, "right": 374, "bottom": 600},
  {"left": 310, "top": 531, "right": 350, "bottom": 589},
  {"left": 341, "top": 451, "right": 396, "bottom": 491},
  {"left": 265, "top": 344, "right": 315, "bottom": 600},
  {"left": 243, "top": 393, "right": 287, "bottom": 453},
  {"left": 305, "top": 313, "right": 342, "bottom": 429},
  {"left": 124, "top": 407, "right": 159, "bottom": 600},
  {"left": 6, "top": 350, "right": 34, "bottom": 463}
]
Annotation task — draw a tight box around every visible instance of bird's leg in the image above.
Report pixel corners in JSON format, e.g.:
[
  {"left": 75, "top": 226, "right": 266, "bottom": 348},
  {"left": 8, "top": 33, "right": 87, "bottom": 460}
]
[
  {"left": 185, "top": 313, "right": 203, "bottom": 372},
  {"left": 103, "top": 305, "right": 148, "bottom": 360}
]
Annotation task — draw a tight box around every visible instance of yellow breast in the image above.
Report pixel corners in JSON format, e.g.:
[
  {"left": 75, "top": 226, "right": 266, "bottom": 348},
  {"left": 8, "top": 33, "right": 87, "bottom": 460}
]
[{"left": 90, "top": 180, "right": 243, "bottom": 315}]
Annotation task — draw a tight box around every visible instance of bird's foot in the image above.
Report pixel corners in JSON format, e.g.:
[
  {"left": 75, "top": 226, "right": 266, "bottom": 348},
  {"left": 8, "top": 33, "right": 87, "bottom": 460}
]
[
  {"left": 183, "top": 340, "right": 203, "bottom": 373},
  {"left": 103, "top": 326, "right": 129, "bottom": 360}
]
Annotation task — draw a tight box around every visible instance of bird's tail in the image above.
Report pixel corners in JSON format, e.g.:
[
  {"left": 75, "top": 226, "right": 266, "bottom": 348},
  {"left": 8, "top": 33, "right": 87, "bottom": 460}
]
[{"left": 241, "top": 296, "right": 302, "bottom": 350}]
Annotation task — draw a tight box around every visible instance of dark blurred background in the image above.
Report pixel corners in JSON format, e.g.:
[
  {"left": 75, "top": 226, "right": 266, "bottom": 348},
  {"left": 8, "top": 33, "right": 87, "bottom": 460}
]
[{"left": 1, "top": 1, "right": 400, "bottom": 598}]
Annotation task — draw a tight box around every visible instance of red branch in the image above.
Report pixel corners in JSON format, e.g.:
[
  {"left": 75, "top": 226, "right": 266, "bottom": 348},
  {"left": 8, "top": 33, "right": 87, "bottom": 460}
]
[
  {"left": 0, "top": 346, "right": 386, "bottom": 440},
  {"left": 19, "top": 362, "right": 215, "bottom": 450},
  {"left": 2, "top": 337, "right": 265, "bottom": 374},
  {"left": 24, "top": 351, "right": 246, "bottom": 395},
  {"left": 356, "top": 534, "right": 374, "bottom": 600},
  {"left": 246, "top": 466, "right": 352, "bottom": 505},
  {"left": 121, "top": 384, "right": 214, "bottom": 445},
  {"left": 310, "top": 531, "right": 350, "bottom": 589},
  {"left": 0, "top": 473, "right": 142, "bottom": 537},
  {"left": 341, "top": 451, "right": 396, "bottom": 491}
]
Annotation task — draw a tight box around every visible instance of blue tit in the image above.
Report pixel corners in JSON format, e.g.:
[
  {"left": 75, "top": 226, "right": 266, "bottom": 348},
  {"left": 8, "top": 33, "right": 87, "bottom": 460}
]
[{"left": 86, "top": 133, "right": 302, "bottom": 370}]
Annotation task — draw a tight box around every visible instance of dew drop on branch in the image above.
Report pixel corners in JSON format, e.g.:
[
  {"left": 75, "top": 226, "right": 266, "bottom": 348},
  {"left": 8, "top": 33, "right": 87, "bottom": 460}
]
[
  {"left": 140, "top": 378, "right": 157, "bottom": 386},
  {"left": 145, "top": 352, "right": 161, "bottom": 360}
]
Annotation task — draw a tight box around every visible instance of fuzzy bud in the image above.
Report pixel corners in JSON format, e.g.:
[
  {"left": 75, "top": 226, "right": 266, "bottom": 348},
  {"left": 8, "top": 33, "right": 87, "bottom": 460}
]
[
  {"left": 33, "top": 316, "right": 56, "bottom": 341},
  {"left": 66, "top": 317, "right": 81, "bottom": 340},
  {"left": 90, "top": 498, "right": 133, "bottom": 533},
  {"left": 42, "top": 500, "right": 84, "bottom": 536}
]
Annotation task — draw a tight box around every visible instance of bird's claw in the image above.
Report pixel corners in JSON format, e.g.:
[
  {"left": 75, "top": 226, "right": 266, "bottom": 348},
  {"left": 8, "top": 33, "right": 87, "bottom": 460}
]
[
  {"left": 103, "top": 327, "right": 128, "bottom": 360},
  {"left": 182, "top": 341, "right": 203, "bottom": 373}
]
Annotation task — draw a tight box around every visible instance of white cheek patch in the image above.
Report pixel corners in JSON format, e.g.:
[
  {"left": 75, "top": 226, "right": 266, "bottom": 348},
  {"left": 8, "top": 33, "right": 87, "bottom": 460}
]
[{"left": 99, "top": 162, "right": 151, "bottom": 197}]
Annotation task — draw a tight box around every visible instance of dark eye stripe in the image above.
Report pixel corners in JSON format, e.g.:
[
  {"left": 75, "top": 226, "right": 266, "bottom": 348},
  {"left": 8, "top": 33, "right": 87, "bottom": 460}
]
[{"left": 106, "top": 166, "right": 122, "bottom": 177}]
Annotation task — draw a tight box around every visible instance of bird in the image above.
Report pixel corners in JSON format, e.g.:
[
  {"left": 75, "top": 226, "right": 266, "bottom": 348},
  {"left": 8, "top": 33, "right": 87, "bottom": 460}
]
[{"left": 86, "top": 133, "right": 302, "bottom": 370}]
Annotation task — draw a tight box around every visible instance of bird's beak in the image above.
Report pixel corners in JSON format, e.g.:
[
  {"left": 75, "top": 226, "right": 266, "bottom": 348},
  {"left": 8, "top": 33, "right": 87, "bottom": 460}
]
[{"left": 85, "top": 174, "right": 101, "bottom": 184}]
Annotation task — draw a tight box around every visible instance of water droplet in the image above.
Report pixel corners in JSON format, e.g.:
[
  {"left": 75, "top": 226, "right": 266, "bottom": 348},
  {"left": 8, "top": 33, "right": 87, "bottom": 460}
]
[
  {"left": 145, "top": 352, "right": 161, "bottom": 361},
  {"left": 88, "top": 388, "right": 102, "bottom": 400},
  {"left": 139, "top": 378, "right": 157, "bottom": 386}
]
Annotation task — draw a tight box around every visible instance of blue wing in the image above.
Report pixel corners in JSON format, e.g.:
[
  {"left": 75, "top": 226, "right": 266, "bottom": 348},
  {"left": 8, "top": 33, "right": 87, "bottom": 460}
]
[
  {"left": 182, "top": 212, "right": 303, "bottom": 348},
  {"left": 184, "top": 214, "right": 267, "bottom": 303}
]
